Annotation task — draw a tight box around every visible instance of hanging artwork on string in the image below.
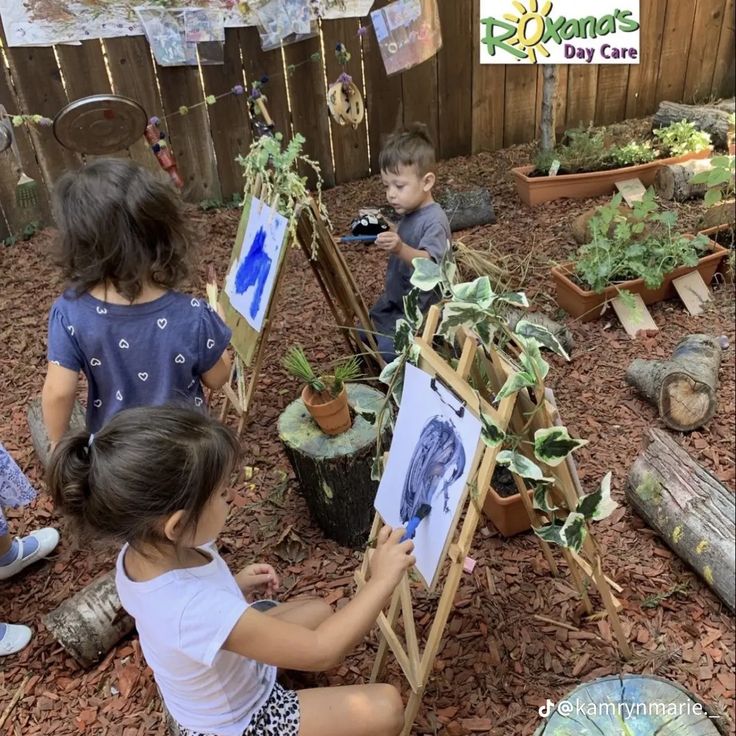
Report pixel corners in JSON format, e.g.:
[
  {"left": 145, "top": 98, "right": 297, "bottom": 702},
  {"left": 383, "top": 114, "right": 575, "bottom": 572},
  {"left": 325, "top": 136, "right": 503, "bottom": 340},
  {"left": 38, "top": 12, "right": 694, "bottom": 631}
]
[
  {"left": 251, "top": 0, "right": 318, "bottom": 51},
  {"left": 370, "top": 0, "right": 442, "bottom": 76},
  {"left": 224, "top": 196, "right": 290, "bottom": 335},
  {"left": 373, "top": 363, "right": 482, "bottom": 589}
]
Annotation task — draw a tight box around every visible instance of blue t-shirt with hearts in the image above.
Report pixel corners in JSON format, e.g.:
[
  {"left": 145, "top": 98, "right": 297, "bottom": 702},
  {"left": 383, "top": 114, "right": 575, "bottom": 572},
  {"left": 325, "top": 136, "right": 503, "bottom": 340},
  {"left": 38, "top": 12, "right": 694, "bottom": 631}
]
[{"left": 47, "top": 290, "right": 232, "bottom": 432}]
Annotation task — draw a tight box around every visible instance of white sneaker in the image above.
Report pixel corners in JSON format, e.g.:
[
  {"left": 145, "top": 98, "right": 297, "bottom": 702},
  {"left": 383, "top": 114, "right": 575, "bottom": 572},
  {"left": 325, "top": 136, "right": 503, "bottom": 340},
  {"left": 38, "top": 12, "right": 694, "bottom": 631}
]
[
  {"left": 0, "top": 528, "right": 60, "bottom": 581},
  {"left": 0, "top": 623, "right": 32, "bottom": 656}
]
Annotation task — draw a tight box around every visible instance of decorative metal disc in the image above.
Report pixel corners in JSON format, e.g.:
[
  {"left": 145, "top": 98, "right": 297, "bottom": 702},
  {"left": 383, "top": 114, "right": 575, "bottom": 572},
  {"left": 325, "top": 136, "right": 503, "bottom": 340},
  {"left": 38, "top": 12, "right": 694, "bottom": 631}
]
[{"left": 54, "top": 95, "right": 147, "bottom": 155}]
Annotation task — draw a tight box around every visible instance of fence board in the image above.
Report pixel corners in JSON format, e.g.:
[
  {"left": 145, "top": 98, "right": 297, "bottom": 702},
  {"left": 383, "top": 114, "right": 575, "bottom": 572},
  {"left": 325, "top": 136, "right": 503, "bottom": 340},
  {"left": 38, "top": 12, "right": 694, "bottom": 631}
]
[
  {"left": 1, "top": 29, "right": 81, "bottom": 189},
  {"left": 655, "top": 0, "right": 697, "bottom": 105},
  {"left": 503, "top": 64, "right": 537, "bottom": 146},
  {"left": 684, "top": 0, "right": 728, "bottom": 103},
  {"left": 283, "top": 35, "right": 335, "bottom": 188},
  {"left": 239, "top": 27, "right": 292, "bottom": 143},
  {"left": 400, "top": 57, "right": 439, "bottom": 147},
  {"left": 595, "top": 66, "right": 631, "bottom": 125},
  {"left": 437, "top": 0, "right": 472, "bottom": 159},
  {"left": 362, "top": 1, "right": 403, "bottom": 172},
  {"left": 200, "top": 28, "right": 250, "bottom": 199},
  {"left": 626, "top": 0, "right": 669, "bottom": 118},
  {"left": 320, "top": 18, "right": 370, "bottom": 184},
  {"left": 472, "top": 0, "right": 504, "bottom": 152},
  {"left": 0, "top": 52, "right": 52, "bottom": 235},
  {"left": 156, "top": 65, "right": 221, "bottom": 202},
  {"left": 711, "top": 0, "right": 735, "bottom": 98},
  {"left": 565, "top": 66, "right": 599, "bottom": 129}
]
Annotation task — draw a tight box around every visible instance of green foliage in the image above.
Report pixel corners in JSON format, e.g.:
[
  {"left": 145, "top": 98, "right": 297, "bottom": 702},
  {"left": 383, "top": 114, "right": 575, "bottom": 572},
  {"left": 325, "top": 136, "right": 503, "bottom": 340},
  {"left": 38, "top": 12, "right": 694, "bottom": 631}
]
[
  {"left": 575, "top": 189, "right": 711, "bottom": 292},
  {"left": 641, "top": 582, "right": 690, "bottom": 609},
  {"left": 199, "top": 193, "right": 243, "bottom": 211},
  {"left": 283, "top": 347, "right": 361, "bottom": 398},
  {"left": 534, "top": 427, "right": 588, "bottom": 466},
  {"left": 533, "top": 127, "right": 607, "bottom": 174},
  {"left": 608, "top": 141, "right": 656, "bottom": 166},
  {"left": 1, "top": 221, "right": 41, "bottom": 247},
  {"left": 690, "top": 155, "right": 735, "bottom": 207},
  {"left": 653, "top": 119, "right": 711, "bottom": 157}
]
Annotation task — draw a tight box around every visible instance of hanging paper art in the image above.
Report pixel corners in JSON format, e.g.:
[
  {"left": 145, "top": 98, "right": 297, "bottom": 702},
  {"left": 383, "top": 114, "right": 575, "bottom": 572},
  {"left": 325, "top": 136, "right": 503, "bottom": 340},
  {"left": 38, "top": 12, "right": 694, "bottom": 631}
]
[
  {"left": 373, "top": 363, "right": 482, "bottom": 589},
  {"left": 370, "top": 0, "right": 442, "bottom": 76},
  {"left": 224, "top": 196, "right": 290, "bottom": 334},
  {"left": 251, "top": 0, "right": 318, "bottom": 51}
]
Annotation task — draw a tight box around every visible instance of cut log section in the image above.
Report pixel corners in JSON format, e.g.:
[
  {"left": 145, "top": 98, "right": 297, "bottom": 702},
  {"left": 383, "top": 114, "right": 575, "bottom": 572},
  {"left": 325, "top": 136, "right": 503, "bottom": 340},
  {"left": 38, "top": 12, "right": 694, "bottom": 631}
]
[
  {"left": 534, "top": 674, "right": 724, "bottom": 735},
  {"left": 625, "top": 334, "right": 723, "bottom": 431},
  {"left": 626, "top": 428, "right": 735, "bottom": 613},
  {"left": 43, "top": 569, "right": 134, "bottom": 668},
  {"left": 278, "top": 384, "right": 391, "bottom": 548},
  {"left": 654, "top": 158, "right": 713, "bottom": 201},
  {"left": 382, "top": 188, "right": 495, "bottom": 232},
  {"left": 652, "top": 100, "right": 735, "bottom": 150},
  {"left": 27, "top": 396, "right": 85, "bottom": 468}
]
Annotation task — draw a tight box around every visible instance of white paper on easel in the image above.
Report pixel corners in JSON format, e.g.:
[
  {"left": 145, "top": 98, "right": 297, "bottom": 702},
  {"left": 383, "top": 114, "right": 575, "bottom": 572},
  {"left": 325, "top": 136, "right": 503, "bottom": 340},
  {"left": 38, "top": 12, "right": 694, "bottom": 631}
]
[{"left": 374, "top": 363, "right": 482, "bottom": 588}]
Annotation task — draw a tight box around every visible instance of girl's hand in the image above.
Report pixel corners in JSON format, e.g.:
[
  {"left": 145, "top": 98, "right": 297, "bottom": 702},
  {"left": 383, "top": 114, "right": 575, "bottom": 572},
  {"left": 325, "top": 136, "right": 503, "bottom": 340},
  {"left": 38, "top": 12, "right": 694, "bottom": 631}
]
[
  {"left": 375, "top": 231, "right": 403, "bottom": 254},
  {"left": 369, "top": 525, "right": 415, "bottom": 592},
  {"left": 236, "top": 563, "right": 280, "bottom": 599}
]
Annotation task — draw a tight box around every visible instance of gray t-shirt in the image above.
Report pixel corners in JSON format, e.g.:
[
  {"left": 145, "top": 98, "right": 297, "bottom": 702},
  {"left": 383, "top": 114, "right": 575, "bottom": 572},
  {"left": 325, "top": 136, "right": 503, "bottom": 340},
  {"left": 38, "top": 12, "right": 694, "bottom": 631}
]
[{"left": 370, "top": 202, "right": 450, "bottom": 335}]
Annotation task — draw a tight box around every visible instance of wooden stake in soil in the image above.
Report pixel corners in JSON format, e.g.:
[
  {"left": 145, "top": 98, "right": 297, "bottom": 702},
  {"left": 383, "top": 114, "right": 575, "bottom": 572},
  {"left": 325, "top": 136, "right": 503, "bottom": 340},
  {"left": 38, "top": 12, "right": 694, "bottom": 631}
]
[{"left": 625, "top": 334, "right": 723, "bottom": 431}]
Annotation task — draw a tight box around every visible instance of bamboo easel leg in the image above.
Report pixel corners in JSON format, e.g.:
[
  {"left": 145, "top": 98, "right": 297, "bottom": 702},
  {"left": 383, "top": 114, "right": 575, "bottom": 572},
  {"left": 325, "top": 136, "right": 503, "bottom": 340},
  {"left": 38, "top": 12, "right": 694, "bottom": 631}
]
[
  {"left": 401, "top": 688, "right": 426, "bottom": 736},
  {"left": 370, "top": 591, "right": 402, "bottom": 683},
  {"left": 588, "top": 552, "right": 633, "bottom": 658},
  {"left": 512, "top": 473, "right": 560, "bottom": 577}
]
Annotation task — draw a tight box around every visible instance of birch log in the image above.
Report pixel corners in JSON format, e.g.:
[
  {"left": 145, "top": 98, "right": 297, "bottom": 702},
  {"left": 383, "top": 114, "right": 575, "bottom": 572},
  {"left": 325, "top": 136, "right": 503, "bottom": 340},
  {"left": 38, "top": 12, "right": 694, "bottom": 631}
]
[
  {"left": 654, "top": 159, "right": 713, "bottom": 201},
  {"left": 626, "top": 429, "right": 735, "bottom": 612}
]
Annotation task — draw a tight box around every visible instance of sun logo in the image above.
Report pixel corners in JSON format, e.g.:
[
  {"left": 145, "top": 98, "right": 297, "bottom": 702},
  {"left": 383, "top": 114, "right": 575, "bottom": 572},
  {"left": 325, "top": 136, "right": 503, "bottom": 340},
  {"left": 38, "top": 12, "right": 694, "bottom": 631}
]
[{"left": 502, "top": 0, "right": 553, "bottom": 62}]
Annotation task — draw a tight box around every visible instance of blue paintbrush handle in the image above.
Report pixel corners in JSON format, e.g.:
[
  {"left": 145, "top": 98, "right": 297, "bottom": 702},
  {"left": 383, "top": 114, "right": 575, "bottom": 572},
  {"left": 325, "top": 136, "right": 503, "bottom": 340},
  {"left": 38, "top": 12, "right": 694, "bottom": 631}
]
[
  {"left": 401, "top": 515, "right": 422, "bottom": 542},
  {"left": 339, "top": 234, "right": 377, "bottom": 243}
]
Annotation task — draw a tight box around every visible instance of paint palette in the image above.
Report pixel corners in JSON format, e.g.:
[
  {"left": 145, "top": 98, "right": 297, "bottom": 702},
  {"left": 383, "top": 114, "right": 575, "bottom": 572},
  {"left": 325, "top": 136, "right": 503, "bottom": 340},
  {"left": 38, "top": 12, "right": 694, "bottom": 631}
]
[{"left": 54, "top": 94, "right": 147, "bottom": 154}]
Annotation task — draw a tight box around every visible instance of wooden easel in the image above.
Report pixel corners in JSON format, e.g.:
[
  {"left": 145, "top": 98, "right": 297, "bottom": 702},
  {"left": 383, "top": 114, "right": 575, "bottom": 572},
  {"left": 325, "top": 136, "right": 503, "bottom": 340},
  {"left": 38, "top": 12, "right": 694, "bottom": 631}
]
[
  {"left": 216, "top": 177, "right": 383, "bottom": 435},
  {"left": 357, "top": 308, "right": 630, "bottom": 735}
]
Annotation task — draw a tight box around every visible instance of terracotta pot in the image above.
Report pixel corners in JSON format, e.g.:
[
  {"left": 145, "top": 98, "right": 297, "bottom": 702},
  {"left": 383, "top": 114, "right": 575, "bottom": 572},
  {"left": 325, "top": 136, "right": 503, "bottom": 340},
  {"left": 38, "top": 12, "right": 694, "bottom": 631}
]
[
  {"left": 301, "top": 384, "right": 352, "bottom": 436},
  {"left": 482, "top": 485, "right": 534, "bottom": 537},
  {"left": 698, "top": 223, "right": 735, "bottom": 284},
  {"left": 513, "top": 149, "right": 712, "bottom": 206},
  {"left": 551, "top": 237, "right": 728, "bottom": 321}
]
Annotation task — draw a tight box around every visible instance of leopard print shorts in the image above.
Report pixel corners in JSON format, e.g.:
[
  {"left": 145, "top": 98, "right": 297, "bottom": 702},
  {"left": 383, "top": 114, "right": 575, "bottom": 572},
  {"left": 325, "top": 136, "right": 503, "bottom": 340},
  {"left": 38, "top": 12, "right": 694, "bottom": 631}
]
[{"left": 176, "top": 683, "right": 300, "bottom": 736}]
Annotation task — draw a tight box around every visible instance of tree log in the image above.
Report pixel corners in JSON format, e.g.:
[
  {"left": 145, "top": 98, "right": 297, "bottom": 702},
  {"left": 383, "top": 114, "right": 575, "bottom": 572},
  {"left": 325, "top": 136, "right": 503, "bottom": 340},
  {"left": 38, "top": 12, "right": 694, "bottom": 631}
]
[
  {"left": 626, "top": 429, "right": 735, "bottom": 613},
  {"left": 625, "top": 334, "right": 723, "bottom": 431},
  {"left": 278, "top": 384, "right": 391, "bottom": 548},
  {"left": 27, "top": 396, "right": 85, "bottom": 469},
  {"left": 534, "top": 673, "right": 724, "bottom": 735},
  {"left": 654, "top": 158, "right": 714, "bottom": 201},
  {"left": 382, "top": 189, "right": 495, "bottom": 232},
  {"left": 652, "top": 100, "right": 735, "bottom": 150},
  {"left": 539, "top": 66, "right": 557, "bottom": 152},
  {"left": 571, "top": 204, "right": 642, "bottom": 244},
  {"left": 43, "top": 569, "right": 134, "bottom": 667}
]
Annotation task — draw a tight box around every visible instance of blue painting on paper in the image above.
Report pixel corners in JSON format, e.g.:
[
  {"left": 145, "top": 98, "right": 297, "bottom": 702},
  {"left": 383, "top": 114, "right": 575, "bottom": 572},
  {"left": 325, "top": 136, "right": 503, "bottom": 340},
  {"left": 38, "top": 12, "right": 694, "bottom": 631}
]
[{"left": 225, "top": 196, "right": 289, "bottom": 332}]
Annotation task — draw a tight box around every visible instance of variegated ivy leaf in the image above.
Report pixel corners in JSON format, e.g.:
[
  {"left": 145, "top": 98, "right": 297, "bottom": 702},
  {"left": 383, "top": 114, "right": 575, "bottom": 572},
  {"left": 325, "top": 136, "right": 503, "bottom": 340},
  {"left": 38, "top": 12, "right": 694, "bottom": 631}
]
[
  {"left": 495, "top": 370, "right": 536, "bottom": 401},
  {"left": 480, "top": 412, "right": 505, "bottom": 447},
  {"left": 410, "top": 257, "right": 442, "bottom": 291},
  {"left": 514, "top": 319, "right": 570, "bottom": 361},
  {"left": 534, "top": 512, "right": 587, "bottom": 552},
  {"left": 451, "top": 276, "right": 494, "bottom": 308},
  {"left": 532, "top": 482, "right": 561, "bottom": 514},
  {"left": 492, "top": 291, "right": 529, "bottom": 309},
  {"left": 370, "top": 453, "right": 384, "bottom": 481},
  {"left": 517, "top": 336, "right": 550, "bottom": 380},
  {"left": 379, "top": 355, "right": 403, "bottom": 386},
  {"left": 474, "top": 320, "right": 495, "bottom": 351},
  {"left": 496, "top": 450, "right": 552, "bottom": 482},
  {"left": 533, "top": 427, "right": 588, "bottom": 466},
  {"left": 441, "top": 251, "right": 457, "bottom": 287},
  {"left": 438, "top": 301, "right": 488, "bottom": 340},
  {"left": 402, "top": 288, "right": 424, "bottom": 331},
  {"left": 576, "top": 472, "right": 617, "bottom": 521},
  {"left": 393, "top": 319, "right": 413, "bottom": 355}
]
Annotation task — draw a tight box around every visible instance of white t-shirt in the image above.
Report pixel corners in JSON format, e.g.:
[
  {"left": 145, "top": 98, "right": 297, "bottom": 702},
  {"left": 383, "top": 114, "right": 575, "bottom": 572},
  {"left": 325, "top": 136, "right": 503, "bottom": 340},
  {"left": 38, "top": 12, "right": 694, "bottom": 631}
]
[{"left": 115, "top": 543, "right": 276, "bottom": 736}]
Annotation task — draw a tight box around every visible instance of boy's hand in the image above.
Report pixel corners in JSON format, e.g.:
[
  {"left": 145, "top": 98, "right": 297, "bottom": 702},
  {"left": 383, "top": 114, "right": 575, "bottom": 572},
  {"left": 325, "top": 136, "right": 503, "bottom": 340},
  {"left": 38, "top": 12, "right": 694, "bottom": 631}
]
[
  {"left": 236, "top": 563, "right": 280, "bottom": 599},
  {"left": 375, "top": 231, "right": 403, "bottom": 254}
]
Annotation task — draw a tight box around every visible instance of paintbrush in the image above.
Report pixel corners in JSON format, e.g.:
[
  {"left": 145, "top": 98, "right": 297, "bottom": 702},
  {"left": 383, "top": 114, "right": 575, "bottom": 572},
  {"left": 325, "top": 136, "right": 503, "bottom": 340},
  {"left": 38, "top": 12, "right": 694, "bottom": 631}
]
[
  {"left": 366, "top": 504, "right": 431, "bottom": 548},
  {"left": 206, "top": 264, "right": 218, "bottom": 310}
]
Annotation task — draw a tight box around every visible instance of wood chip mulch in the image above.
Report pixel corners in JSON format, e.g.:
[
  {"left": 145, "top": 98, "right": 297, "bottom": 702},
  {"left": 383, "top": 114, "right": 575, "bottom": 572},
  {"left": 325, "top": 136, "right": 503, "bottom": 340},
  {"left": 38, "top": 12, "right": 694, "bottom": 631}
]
[{"left": 1, "top": 122, "right": 734, "bottom": 736}]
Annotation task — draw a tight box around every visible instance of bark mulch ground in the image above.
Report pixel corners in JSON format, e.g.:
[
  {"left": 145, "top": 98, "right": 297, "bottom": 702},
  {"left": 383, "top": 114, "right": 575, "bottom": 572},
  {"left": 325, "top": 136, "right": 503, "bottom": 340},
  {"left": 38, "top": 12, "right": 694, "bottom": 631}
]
[{"left": 1, "top": 125, "right": 734, "bottom": 735}]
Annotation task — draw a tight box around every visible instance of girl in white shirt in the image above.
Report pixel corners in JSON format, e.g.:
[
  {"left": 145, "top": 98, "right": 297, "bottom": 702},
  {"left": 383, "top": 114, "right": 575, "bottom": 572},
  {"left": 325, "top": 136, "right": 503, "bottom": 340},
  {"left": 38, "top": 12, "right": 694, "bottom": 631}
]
[{"left": 47, "top": 406, "right": 415, "bottom": 736}]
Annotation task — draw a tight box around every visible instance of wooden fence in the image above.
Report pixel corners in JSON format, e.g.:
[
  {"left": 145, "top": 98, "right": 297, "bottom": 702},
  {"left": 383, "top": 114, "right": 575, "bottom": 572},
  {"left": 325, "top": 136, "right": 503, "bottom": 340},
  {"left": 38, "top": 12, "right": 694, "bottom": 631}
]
[{"left": 0, "top": 0, "right": 734, "bottom": 240}]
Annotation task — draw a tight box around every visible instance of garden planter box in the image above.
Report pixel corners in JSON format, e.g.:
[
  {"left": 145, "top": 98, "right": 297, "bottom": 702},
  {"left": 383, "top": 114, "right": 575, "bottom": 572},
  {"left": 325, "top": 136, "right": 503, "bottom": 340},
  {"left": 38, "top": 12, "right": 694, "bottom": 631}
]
[
  {"left": 482, "top": 486, "right": 534, "bottom": 537},
  {"left": 513, "top": 149, "right": 711, "bottom": 206},
  {"left": 551, "top": 238, "right": 728, "bottom": 321},
  {"left": 698, "top": 223, "right": 734, "bottom": 284}
]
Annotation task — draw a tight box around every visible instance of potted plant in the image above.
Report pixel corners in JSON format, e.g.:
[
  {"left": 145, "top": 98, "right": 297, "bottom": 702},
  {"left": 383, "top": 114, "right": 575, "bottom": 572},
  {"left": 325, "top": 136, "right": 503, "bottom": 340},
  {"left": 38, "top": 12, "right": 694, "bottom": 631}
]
[
  {"left": 283, "top": 347, "right": 361, "bottom": 436},
  {"left": 513, "top": 121, "right": 712, "bottom": 206},
  {"left": 551, "top": 189, "right": 727, "bottom": 321},
  {"left": 483, "top": 466, "right": 534, "bottom": 537}
]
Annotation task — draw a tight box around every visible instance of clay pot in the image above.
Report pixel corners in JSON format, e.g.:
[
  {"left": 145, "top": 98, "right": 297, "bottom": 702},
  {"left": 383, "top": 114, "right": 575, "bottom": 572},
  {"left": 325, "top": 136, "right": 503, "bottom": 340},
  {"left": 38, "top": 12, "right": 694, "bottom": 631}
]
[
  {"left": 513, "top": 148, "right": 712, "bottom": 206},
  {"left": 301, "top": 385, "right": 352, "bottom": 436},
  {"left": 551, "top": 237, "right": 728, "bottom": 321},
  {"left": 482, "top": 485, "right": 534, "bottom": 537}
]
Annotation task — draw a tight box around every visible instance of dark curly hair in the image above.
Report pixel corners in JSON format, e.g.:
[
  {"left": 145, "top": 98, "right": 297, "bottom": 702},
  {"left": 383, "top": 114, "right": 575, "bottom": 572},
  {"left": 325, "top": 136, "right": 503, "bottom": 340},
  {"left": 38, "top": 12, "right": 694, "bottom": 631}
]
[{"left": 52, "top": 158, "right": 195, "bottom": 302}]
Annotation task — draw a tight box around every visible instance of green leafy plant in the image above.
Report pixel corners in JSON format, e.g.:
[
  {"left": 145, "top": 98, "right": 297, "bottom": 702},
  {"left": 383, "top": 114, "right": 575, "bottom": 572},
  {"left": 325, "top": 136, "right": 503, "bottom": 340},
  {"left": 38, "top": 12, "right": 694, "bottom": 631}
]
[
  {"left": 1, "top": 221, "right": 41, "bottom": 247},
  {"left": 534, "top": 127, "right": 608, "bottom": 174},
  {"left": 690, "top": 155, "right": 735, "bottom": 207},
  {"left": 283, "top": 346, "right": 361, "bottom": 398},
  {"left": 608, "top": 141, "right": 657, "bottom": 166},
  {"left": 370, "top": 255, "right": 616, "bottom": 553},
  {"left": 574, "top": 189, "right": 711, "bottom": 292},
  {"left": 653, "top": 119, "right": 711, "bottom": 157},
  {"left": 199, "top": 193, "right": 243, "bottom": 211}
]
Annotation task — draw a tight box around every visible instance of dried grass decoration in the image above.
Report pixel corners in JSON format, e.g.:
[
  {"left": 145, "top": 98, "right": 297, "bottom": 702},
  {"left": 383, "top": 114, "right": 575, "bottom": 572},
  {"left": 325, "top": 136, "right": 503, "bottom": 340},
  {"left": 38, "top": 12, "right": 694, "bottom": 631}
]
[{"left": 328, "top": 44, "right": 365, "bottom": 129}]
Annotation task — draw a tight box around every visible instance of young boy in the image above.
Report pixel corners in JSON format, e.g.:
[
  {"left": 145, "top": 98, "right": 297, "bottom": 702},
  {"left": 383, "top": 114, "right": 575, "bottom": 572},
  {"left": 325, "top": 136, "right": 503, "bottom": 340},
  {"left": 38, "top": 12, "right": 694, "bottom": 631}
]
[{"left": 369, "top": 124, "right": 450, "bottom": 362}]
